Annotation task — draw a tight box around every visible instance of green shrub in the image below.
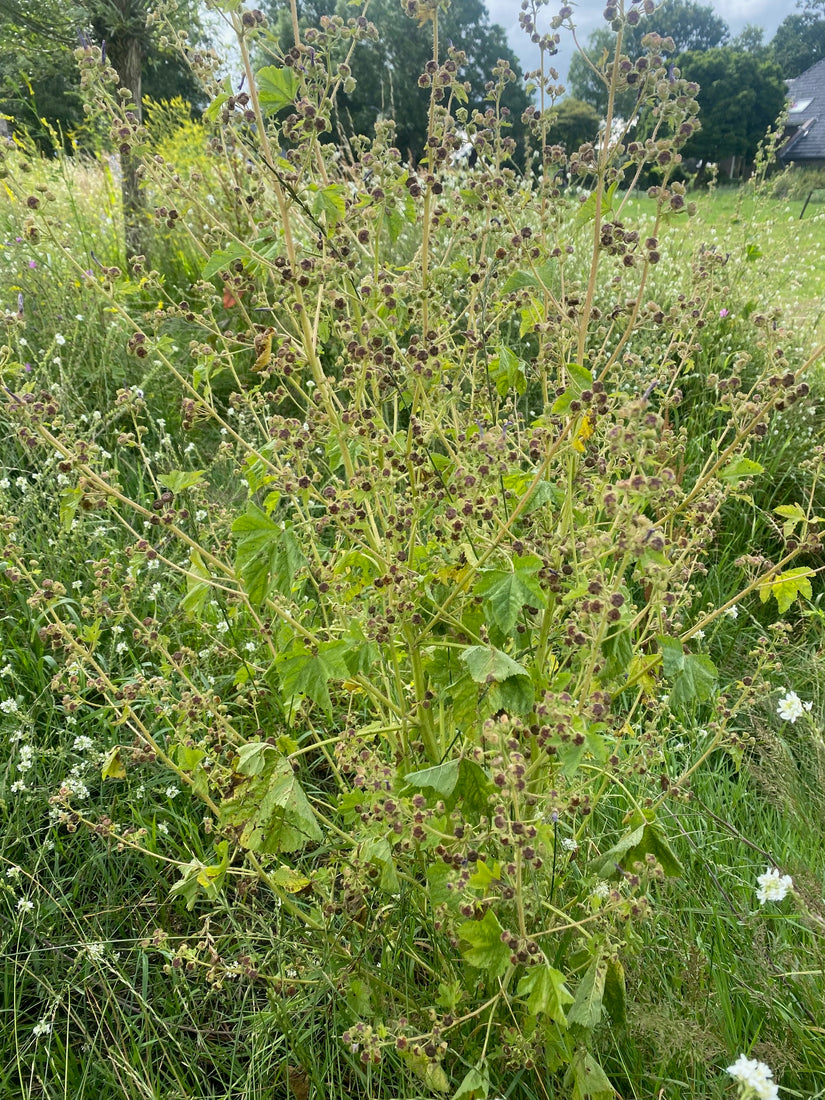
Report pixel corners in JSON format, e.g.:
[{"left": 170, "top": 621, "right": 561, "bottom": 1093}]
[{"left": 2, "top": 4, "right": 825, "bottom": 1098}]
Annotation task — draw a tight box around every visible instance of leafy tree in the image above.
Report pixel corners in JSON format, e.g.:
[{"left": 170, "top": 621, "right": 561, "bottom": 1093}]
[
  {"left": 548, "top": 97, "right": 600, "bottom": 152},
  {"left": 770, "top": 12, "right": 825, "bottom": 77},
  {"left": 677, "top": 48, "right": 786, "bottom": 165},
  {"left": 567, "top": 29, "right": 619, "bottom": 119},
  {"left": 0, "top": 0, "right": 204, "bottom": 256},
  {"left": 265, "top": 0, "right": 531, "bottom": 163},
  {"left": 730, "top": 25, "right": 767, "bottom": 56},
  {"left": 635, "top": 0, "right": 728, "bottom": 52},
  {"left": 568, "top": 1, "right": 729, "bottom": 116}
]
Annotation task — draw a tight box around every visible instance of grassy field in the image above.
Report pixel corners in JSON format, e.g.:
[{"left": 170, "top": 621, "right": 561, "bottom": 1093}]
[{"left": 2, "top": 94, "right": 825, "bottom": 1100}]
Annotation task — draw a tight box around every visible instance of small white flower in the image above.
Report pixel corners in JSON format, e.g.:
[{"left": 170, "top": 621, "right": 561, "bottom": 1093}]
[
  {"left": 756, "top": 866, "right": 793, "bottom": 905},
  {"left": 157, "top": 820, "right": 169, "bottom": 834},
  {"left": 6, "top": 865, "right": 22, "bottom": 879},
  {"left": 195, "top": 510, "right": 207, "bottom": 522},
  {"left": 0, "top": 478, "right": 9, "bottom": 490},
  {"left": 1, "top": 698, "right": 20, "bottom": 715},
  {"left": 777, "top": 690, "right": 805, "bottom": 723},
  {"left": 726, "top": 1054, "right": 779, "bottom": 1100},
  {"left": 75, "top": 313, "right": 84, "bottom": 321},
  {"left": 723, "top": 605, "right": 739, "bottom": 619},
  {"left": 215, "top": 620, "right": 230, "bottom": 634},
  {"left": 15, "top": 476, "right": 28, "bottom": 491},
  {"left": 116, "top": 641, "right": 128, "bottom": 654},
  {"left": 17, "top": 897, "right": 34, "bottom": 912},
  {"left": 32, "top": 1019, "right": 52, "bottom": 1038},
  {"left": 85, "top": 942, "right": 106, "bottom": 960},
  {"left": 244, "top": 641, "right": 256, "bottom": 652},
  {"left": 165, "top": 786, "right": 179, "bottom": 799},
  {"left": 64, "top": 776, "right": 90, "bottom": 800},
  {"left": 52, "top": 356, "right": 61, "bottom": 366},
  {"left": 0, "top": 663, "right": 12, "bottom": 676},
  {"left": 561, "top": 838, "right": 579, "bottom": 851},
  {"left": 693, "top": 629, "right": 705, "bottom": 640},
  {"left": 10, "top": 780, "right": 27, "bottom": 793},
  {"left": 146, "top": 557, "right": 159, "bottom": 571},
  {"left": 71, "top": 580, "right": 83, "bottom": 590},
  {"left": 54, "top": 333, "right": 66, "bottom": 346}
]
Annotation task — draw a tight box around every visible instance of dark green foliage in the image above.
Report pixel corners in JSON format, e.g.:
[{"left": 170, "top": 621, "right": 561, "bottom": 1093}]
[
  {"left": 568, "top": 1, "right": 729, "bottom": 117},
  {"left": 548, "top": 97, "right": 600, "bottom": 152},
  {"left": 265, "top": 0, "right": 530, "bottom": 162},
  {"left": 678, "top": 48, "right": 786, "bottom": 163},
  {"left": 770, "top": 10, "right": 825, "bottom": 78}
]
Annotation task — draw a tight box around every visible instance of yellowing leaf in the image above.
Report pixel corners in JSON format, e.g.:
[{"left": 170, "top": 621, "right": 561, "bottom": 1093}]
[
  {"left": 758, "top": 567, "right": 814, "bottom": 614},
  {"left": 101, "top": 746, "right": 127, "bottom": 780},
  {"left": 253, "top": 330, "right": 273, "bottom": 371},
  {"left": 572, "top": 411, "right": 595, "bottom": 454},
  {"left": 774, "top": 502, "right": 808, "bottom": 538}
]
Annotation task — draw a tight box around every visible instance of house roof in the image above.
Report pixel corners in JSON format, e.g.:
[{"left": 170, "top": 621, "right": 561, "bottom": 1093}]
[{"left": 781, "top": 58, "right": 825, "bottom": 163}]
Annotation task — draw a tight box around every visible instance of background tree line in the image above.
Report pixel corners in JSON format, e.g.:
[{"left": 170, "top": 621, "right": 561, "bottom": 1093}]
[{"left": 3, "top": 0, "right": 825, "bottom": 175}]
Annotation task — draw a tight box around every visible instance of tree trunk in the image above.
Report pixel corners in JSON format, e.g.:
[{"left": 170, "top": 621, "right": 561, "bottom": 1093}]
[{"left": 116, "top": 33, "right": 146, "bottom": 261}]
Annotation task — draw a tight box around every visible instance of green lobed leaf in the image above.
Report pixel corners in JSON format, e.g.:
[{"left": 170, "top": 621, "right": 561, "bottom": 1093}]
[
  {"left": 232, "top": 502, "right": 305, "bottom": 605},
  {"left": 458, "top": 909, "right": 511, "bottom": 978},
  {"left": 551, "top": 362, "right": 593, "bottom": 414},
  {"left": 181, "top": 549, "right": 212, "bottom": 618},
  {"left": 489, "top": 345, "right": 527, "bottom": 396},
  {"left": 256, "top": 65, "right": 300, "bottom": 113},
  {"left": 568, "top": 954, "right": 606, "bottom": 1029},
  {"left": 277, "top": 639, "right": 350, "bottom": 717},
  {"left": 169, "top": 842, "right": 230, "bottom": 910},
  {"left": 719, "top": 456, "right": 764, "bottom": 484},
  {"left": 660, "top": 636, "right": 717, "bottom": 706},
  {"left": 405, "top": 759, "right": 461, "bottom": 797},
  {"left": 360, "top": 835, "right": 399, "bottom": 892},
  {"left": 774, "top": 502, "right": 808, "bottom": 538},
  {"left": 220, "top": 755, "right": 322, "bottom": 853},
  {"left": 452, "top": 1063, "right": 489, "bottom": 1100},
  {"left": 202, "top": 242, "right": 249, "bottom": 280},
  {"left": 461, "top": 645, "right": 530, "bottom": 684},
  {"left": 404, "top": 758, "right": 492, "bottom": 816},
  {"left": 158, "top": 469, "right": 205, "bottom": 493},
  {"left": 569, "top": 1049, "right": 615, "bottom": 1100},
  {"left": 59, "top": 487, "right": 83, "bottom": 531},
  {"left": 309, "top": 182, "right": 347, "bottom": 229},
  {"left": 603, "top": 955, "right": 627, "bottom": 1027},
  {"left": 517, "top": 964, "right": 574, "bottom": 1024},
  {"left": 474, "top": 555, "right": 546, "bottom": 634},
  {"left": 759, "top": 567, "right": 814, "bottom": 614},
  {"left": 596, "top": 812, "right": 683, "bottom": 878}
]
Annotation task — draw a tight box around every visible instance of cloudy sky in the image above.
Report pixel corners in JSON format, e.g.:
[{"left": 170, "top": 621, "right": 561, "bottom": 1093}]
[{"left": 485, "top": 0, "right": 800, "bottom": 84}]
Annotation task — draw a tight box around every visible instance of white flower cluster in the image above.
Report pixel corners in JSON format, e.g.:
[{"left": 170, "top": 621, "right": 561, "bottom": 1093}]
[
  {"left": 776, "top": 689, "right": 812, "bottom": 723},
  {"left": 756, "top": 866, "right": 793, "bottom": 905},
  {"left": 726, "top": 1054, "right": 779, "bottom": 1100}
]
